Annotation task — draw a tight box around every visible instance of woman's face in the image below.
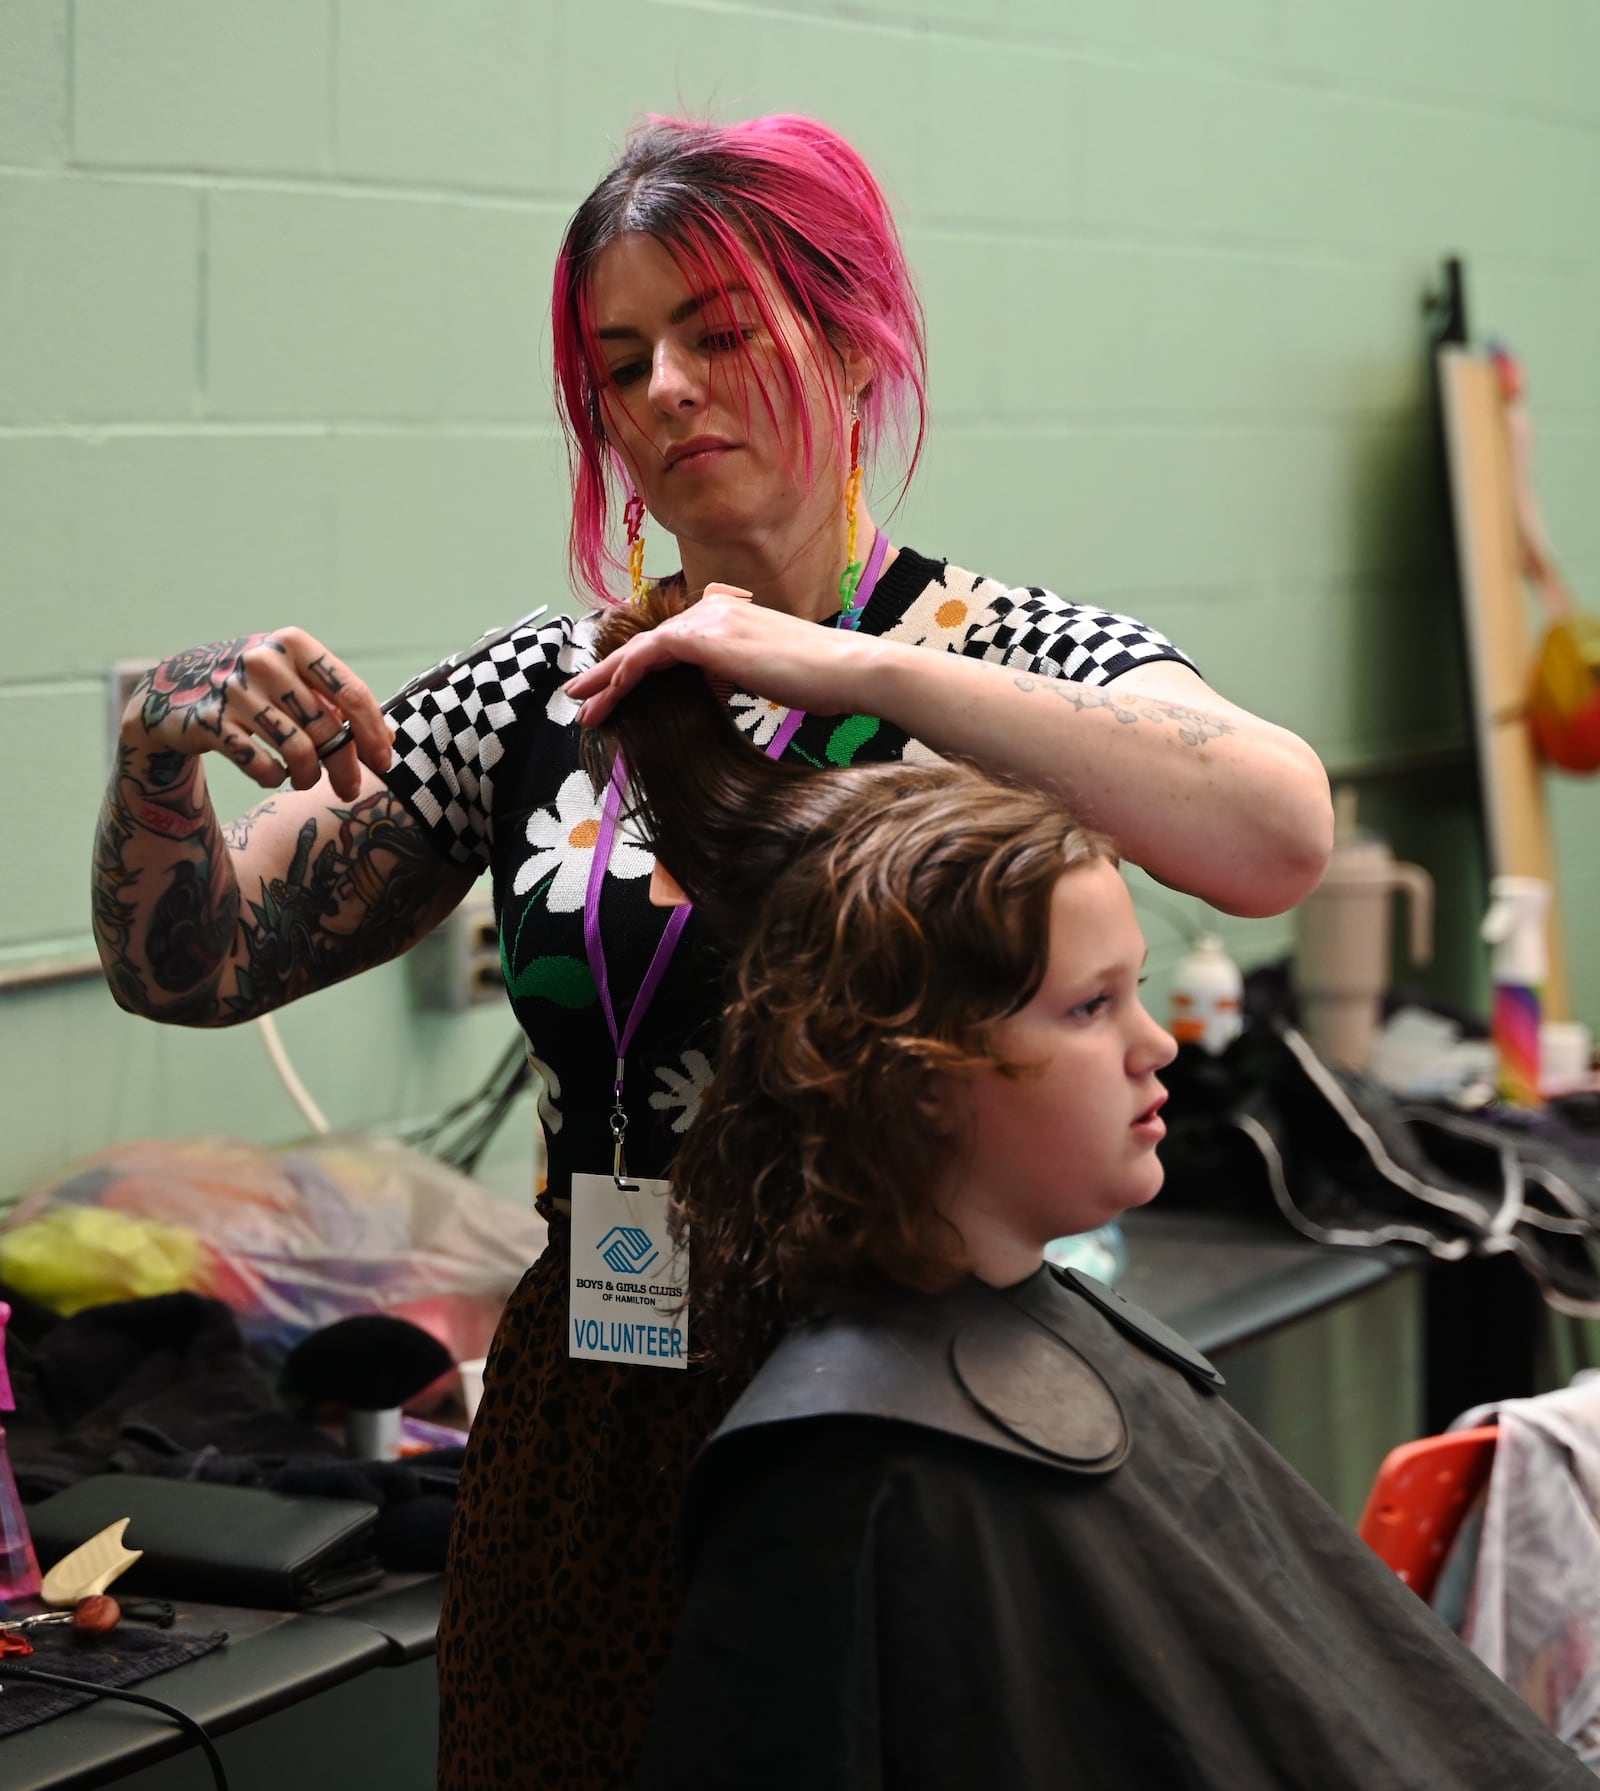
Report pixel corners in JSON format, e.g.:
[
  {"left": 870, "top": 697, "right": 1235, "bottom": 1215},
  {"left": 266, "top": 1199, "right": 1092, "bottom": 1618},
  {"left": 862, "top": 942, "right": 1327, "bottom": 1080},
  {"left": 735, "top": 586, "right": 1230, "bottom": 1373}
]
[
  {"left": 585, "top": 232, "right": 859, "bottom": 554},
  {"left": 939, "top": 861, "right": 1178, "bottom": 1281}
]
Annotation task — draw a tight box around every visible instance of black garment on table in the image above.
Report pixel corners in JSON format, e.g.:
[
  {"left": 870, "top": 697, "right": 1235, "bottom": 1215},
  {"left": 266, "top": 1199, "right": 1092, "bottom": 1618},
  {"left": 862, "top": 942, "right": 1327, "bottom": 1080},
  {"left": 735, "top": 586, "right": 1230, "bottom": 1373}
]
[
  {"left": 1, "top": 1288, "right": 342, "bottom": 1500},
  {"left": 1157, "top": 1020, "right": 1600, "bottom": 1313},
  {"left": 634, "top": 1266, "right": 1590, "bottom": 1791},
  {"left": 2, "top": 1287, "right": 459, "bottom": 1569}
]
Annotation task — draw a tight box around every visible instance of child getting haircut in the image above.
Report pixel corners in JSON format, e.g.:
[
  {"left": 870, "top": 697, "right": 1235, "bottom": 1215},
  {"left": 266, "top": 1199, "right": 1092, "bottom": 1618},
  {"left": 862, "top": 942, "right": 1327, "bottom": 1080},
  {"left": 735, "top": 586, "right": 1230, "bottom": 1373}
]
[{"left": 589, "top": 589, "right": 1587, "bottom": 1791}]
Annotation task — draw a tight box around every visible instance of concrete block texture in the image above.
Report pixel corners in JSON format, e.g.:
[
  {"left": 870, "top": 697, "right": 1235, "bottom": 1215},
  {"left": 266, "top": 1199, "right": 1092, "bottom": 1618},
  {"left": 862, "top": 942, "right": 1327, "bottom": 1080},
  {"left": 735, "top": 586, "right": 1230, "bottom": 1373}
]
[
  {"left": 1, "top": 433, "right": 335, "bottom": 682},
  {"left": 0, "top": 0, "right": 70, "bottom": 165},
  {"left": 335, "top": 0, "right": 561, "bottom": 191},
  {"left": 921, "top": 36, "right": 1077, "bottom": 229},
  {"left": 207, "top": 190, "right": 560, "bottom": 420},
  {"left": 331, "top": 430, "right": 569, "bottom": 657},
  {"left": 0, "top": 175, "right": 200, "bottom": 423},
  {"left": 0, "top": 683, "right": 118, "bottom": 949},
  {"left": 1279, "top": 0, "right": 1597, "bottom": 123},
  {"left": 208, "top": 189, "right": 451, "bottom": 419},
  {"left": 74, "top": 0, "right": 331, "bottom": 173},
  {"left": 7, "top": 0, "right": 1600, "bottom": 1197}
]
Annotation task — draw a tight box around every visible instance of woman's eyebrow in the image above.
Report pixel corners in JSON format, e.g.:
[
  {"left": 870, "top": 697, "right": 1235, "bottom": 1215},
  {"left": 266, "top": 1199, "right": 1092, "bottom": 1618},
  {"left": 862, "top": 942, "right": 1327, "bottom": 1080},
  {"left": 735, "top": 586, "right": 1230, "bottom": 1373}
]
[{"left": 597, "top": 284, "right": 755, "bottom": 340}]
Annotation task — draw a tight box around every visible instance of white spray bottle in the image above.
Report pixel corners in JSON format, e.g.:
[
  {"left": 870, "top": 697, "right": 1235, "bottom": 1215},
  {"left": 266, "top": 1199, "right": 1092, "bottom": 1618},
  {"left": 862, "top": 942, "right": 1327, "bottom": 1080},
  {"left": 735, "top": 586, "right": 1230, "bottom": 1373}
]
[{"left": 1481, "top": 876, "right": 1550, "bottom": 1107}]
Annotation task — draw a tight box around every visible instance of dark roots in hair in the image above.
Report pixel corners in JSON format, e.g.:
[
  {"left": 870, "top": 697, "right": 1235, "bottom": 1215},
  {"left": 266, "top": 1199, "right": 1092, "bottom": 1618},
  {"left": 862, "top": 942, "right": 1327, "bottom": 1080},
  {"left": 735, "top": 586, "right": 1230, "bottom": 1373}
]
[{"left": 588, "top": 590, "right": 1113, "bottom": 1381}]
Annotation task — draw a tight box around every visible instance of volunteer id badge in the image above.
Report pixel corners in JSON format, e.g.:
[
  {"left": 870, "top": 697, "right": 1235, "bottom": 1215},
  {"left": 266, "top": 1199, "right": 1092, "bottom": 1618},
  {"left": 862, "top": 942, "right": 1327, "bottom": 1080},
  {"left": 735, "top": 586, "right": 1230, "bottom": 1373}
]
[{"left": 569, "top": 1173, "right": 688, "bottom": 1369}]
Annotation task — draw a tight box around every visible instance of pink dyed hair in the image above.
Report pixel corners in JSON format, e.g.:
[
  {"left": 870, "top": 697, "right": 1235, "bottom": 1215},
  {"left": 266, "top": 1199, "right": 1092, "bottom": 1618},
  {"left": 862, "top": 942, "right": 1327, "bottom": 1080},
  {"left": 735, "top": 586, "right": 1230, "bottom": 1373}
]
[{"left": 552, "top": 114, "right": 928, "bottom": 605}]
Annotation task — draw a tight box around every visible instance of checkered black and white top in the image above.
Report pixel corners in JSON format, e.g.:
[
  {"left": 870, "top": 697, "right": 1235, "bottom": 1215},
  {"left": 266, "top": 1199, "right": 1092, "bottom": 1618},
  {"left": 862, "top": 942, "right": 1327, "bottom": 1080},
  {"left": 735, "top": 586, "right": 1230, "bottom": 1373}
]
[{"left": 384, "top": 548, "right": 1194, "bottom": 1205}]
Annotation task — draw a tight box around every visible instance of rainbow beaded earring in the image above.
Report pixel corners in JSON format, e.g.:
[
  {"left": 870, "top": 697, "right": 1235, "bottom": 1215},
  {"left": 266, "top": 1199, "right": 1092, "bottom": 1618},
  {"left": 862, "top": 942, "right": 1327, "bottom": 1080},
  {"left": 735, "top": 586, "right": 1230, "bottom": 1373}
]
[
  {"left": 838, "top": 392, "right": 865, "bottom": 620},
  {"left": 624, "top": 486, "right": 647, "bottom": 605}
]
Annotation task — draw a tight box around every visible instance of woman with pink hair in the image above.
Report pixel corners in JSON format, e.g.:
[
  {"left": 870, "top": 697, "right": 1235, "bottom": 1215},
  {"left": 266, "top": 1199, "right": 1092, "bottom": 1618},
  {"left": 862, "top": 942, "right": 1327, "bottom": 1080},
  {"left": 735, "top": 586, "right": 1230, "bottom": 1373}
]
[{"left": 92, "top": 115, "right": 1332, "bottom": 1787}]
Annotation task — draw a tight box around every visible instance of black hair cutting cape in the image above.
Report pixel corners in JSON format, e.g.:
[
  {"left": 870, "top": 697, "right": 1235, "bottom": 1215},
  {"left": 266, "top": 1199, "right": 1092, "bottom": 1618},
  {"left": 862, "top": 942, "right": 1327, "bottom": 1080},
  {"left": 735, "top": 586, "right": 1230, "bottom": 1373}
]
[{"left": 634, "top": 1265, "right": 1589, "bottom": 1790}]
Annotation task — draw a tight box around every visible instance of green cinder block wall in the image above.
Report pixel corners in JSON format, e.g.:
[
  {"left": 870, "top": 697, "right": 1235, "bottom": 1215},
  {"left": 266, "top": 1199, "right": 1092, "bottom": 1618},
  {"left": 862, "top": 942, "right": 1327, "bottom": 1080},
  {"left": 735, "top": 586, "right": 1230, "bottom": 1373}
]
[{"left": 3, "top": 0, "right": 1599, "bottom": 1208}]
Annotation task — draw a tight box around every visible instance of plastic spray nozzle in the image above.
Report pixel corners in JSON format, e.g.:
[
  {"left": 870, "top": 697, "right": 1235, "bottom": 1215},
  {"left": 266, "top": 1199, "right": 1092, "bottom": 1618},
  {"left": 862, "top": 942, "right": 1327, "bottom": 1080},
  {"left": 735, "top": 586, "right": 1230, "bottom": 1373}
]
[{"left": 1481, "top": 876, "right": 1550, "bottom": 985}]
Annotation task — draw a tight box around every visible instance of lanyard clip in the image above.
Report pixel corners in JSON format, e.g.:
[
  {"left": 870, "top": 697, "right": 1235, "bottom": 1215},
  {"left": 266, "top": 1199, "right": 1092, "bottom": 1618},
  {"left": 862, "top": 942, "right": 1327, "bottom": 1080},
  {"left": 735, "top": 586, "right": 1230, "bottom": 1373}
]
[
  {"left": 610, "top": 1105, "right": 629, "bottom": 1184},
  {"left": 609, "top": 1058, "right": 637, "bottom": 1190}
]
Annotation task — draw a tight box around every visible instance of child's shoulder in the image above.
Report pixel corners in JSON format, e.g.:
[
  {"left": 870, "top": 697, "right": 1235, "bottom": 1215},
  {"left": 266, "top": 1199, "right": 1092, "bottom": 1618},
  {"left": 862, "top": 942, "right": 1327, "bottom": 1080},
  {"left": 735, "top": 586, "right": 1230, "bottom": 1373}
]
[{"left": 699, "top": 1268, "right": 1223, "bottom": 1488}]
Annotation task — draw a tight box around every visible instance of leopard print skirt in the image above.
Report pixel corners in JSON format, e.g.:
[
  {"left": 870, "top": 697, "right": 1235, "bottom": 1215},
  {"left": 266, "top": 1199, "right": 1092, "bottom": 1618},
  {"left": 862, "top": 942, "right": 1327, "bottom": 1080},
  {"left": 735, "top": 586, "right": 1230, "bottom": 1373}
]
[{"left": 436, "top": 1219, "right": 734, "bottom": 1789}]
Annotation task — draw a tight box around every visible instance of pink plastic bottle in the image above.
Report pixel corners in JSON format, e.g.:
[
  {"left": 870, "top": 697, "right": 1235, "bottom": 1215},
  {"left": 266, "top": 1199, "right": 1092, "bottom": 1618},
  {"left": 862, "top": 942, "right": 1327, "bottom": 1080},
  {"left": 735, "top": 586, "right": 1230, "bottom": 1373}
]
[{"left": 0, "top": 1301, "right": 42, "bottom": 1600}]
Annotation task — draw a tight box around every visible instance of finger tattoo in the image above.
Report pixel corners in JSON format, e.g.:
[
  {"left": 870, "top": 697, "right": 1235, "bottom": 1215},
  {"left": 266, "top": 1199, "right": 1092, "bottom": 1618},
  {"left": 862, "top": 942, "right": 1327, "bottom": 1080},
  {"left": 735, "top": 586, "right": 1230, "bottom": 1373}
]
[
  {"left": 278, "top": 689, "right": 324, "bottom": 730},
  {"left": 253, "top": 707, "right": 296, "bottom": 747},
  {"left": 306, "top": 655, "right": 345, "bottom": 696}
]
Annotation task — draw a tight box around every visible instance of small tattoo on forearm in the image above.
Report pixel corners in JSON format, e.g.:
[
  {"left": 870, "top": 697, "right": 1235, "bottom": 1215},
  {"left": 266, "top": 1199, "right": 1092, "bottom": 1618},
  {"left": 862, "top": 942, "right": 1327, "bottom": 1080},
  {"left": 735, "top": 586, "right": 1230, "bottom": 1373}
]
[
  {"left": 146, "top": 750, "right": 194, "bottom": 791},
  {"left": 222, "top": 802, "right": 275, "bottom": 851},
  {"left": 1017, "top": 675, "right": 1236, "bottom": 747},
  {"left": 133, "top": 798, "right": 206, "bottom": 843},
  {"left": 1160, "top": 706, "right": 1233, "bottom": 747}
]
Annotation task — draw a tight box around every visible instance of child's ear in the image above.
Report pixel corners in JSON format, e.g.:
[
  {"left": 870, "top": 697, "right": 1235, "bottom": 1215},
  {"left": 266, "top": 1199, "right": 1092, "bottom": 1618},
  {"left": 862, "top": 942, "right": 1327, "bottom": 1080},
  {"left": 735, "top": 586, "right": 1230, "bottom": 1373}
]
[{"left": 915, "top": 1071, "right": 964, "bottom": 1137}]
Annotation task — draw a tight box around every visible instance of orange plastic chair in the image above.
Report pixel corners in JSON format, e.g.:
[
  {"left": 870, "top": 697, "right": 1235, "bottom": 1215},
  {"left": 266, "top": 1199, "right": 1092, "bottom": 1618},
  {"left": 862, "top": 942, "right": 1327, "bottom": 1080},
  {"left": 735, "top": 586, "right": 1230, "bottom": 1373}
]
[{"left": 1357, "top": 1424, "right": 1498, "bottom": 1601}]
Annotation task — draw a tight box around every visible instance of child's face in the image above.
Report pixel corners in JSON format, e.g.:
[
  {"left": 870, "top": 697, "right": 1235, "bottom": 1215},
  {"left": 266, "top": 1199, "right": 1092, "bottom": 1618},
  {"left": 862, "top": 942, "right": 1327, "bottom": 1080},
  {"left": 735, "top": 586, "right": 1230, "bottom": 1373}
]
[{"left": 940, "top": 860, "right": 1178, "bottom": 1287}]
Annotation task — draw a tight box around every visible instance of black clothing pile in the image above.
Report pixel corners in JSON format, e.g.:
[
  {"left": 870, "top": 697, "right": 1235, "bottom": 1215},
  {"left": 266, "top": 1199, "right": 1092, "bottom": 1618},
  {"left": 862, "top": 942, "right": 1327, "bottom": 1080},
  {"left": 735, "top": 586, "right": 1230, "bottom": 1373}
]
[
  {"left": 2, "top": 1286, "right": 459, "bottom": 1571},
  {"left": 1158, "top": 1016, "right": 1600, "bottom": 1316}
]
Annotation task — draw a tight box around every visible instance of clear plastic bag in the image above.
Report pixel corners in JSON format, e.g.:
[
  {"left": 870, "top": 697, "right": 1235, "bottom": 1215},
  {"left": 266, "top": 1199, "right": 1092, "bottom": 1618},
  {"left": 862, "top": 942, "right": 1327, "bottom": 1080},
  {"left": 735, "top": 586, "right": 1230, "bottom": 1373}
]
[{"left": 0, "top": 1133, "right": 546, "bottom": 1362}]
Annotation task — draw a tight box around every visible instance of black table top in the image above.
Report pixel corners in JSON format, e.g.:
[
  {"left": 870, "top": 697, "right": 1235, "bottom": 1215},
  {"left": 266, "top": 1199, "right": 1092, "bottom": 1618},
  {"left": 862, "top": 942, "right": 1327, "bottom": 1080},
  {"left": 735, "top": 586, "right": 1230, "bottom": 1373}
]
[{"left": 1119, "top": 1205, "right": 1412, "bottom": 1356}]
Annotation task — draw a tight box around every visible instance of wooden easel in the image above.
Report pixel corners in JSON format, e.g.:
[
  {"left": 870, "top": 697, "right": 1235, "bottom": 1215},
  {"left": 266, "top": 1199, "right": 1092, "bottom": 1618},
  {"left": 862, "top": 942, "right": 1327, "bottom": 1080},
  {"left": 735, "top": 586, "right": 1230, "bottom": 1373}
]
[{"left": 1437, "top": 345, "right": 1571, "bottom": 1020}]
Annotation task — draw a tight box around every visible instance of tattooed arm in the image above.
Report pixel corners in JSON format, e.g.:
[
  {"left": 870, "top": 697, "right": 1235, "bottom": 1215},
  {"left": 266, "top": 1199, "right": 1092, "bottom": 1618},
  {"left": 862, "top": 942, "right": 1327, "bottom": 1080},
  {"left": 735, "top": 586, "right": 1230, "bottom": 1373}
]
[
  {"left": 92, "top": 629, "right": 474, "bottom": 1025},
  {"left": 859, "top": 648, "right": 1331, "bottom": 916},
  {"left": 567, "top": 593, "right": 1331, "bottom": 917}
]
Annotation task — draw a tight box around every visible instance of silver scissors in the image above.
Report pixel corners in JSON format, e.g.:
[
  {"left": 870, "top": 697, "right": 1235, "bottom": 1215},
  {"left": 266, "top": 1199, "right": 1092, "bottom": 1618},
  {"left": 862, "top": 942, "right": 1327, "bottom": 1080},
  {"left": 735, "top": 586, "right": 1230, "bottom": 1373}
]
[{"left": 316, "top": 605, "right": 551, "bottom": 763}]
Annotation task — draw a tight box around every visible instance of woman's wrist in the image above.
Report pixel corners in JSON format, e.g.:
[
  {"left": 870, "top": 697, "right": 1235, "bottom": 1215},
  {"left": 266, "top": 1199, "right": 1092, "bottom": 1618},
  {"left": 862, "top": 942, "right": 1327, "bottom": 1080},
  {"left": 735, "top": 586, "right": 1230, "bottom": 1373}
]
[{"left": 834, "top": 630, "right": 911, "bottom": 723}]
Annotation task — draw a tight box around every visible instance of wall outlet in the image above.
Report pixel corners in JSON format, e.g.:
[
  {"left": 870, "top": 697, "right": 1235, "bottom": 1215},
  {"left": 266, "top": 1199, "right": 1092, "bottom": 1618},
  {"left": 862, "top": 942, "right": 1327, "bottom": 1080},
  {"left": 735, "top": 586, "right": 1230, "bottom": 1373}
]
[
  {"left": 410, "top": 884, "right": 503, "bottom": 1011},
  {"left": 109, "top": 659, "right": 154, "bottom": 753}
]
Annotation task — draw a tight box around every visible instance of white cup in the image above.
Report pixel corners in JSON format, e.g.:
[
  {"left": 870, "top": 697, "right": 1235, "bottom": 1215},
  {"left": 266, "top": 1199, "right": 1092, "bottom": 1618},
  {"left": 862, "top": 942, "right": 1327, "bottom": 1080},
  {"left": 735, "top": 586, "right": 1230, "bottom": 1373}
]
[
  {"left": 1541, "top": 1021, "right": 1594, "bottom": 1095},
  {"left": 459, "top": 1357, "right": 488, "bottom": 1425}
]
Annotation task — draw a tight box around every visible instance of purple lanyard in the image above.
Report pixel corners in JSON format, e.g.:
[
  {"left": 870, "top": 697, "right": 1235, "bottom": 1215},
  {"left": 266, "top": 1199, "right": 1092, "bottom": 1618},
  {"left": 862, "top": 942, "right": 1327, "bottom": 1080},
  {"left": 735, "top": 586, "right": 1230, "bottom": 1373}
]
[{"left": 582, "top": 530, "right": 891, "bottom": 1178}]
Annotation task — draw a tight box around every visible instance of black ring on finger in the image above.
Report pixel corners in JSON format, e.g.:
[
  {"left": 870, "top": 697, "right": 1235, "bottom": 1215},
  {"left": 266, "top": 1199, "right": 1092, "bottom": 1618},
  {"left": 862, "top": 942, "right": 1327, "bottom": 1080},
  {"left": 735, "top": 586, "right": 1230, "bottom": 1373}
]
[{"left": 315, "top": 722, "right": 354, "bottom": 761}]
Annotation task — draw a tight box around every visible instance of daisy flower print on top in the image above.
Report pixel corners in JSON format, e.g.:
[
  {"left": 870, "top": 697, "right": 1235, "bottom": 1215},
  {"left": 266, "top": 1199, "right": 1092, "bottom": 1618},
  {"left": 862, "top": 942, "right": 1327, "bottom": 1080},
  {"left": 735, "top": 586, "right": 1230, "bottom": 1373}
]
[
  {"left": 730, "top": 692, "right": 787, "bottom": 748},
  {"left": 650, "top": 1049, "right": 714, "bottom": 1134},
  {"left": 512, "top": 767, "right": 652, "bottom": 913},
  {"left": 882, "top": 565, "right": 993, "bottom": 652},
  {"left": 528, "top": 1050, "right": 565, "bottom": 1135}
]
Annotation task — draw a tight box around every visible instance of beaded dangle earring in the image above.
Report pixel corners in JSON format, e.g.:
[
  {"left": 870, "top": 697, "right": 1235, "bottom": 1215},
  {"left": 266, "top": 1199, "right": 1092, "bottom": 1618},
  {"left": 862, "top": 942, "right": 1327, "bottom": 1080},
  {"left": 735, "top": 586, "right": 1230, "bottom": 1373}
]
[
  {"left": 624, "top": 486, "right": 648, "bottom": 605},
  {"left": 838, "top": 392, "right": 865, "bottom": 623}
]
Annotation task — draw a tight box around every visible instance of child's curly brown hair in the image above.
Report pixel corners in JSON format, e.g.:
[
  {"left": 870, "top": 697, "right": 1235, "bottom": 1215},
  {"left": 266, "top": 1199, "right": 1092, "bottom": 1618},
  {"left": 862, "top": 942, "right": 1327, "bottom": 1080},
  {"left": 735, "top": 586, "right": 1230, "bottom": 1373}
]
[{"left": 588, "top": 588, "right": 1113, "bottom": 1380}]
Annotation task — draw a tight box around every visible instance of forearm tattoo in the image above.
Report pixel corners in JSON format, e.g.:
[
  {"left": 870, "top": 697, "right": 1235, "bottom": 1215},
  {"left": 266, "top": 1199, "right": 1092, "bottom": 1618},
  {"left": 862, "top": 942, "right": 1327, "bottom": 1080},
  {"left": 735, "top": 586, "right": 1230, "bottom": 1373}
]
[
  {"left": 94, "top": 746, "right": 442, "bottom": 1024},
  {"left": 221, "top": 790, "right": 441, "bottom": 1020},
  {"left": 93, "top": 745, "right": 240, "bottom": 1020},
  {"left": 221, "top": 803, "right": 274, "bottom": 851},
  {"left": 1012, "top": 675, "right": 1235, "bottom": 748}
]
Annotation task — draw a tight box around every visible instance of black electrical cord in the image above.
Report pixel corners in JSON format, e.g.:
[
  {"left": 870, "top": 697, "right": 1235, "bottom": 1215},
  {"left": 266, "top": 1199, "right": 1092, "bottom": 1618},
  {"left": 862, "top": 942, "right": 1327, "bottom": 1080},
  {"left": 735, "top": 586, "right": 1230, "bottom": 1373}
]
[
  {"left": 407, "top": 1030, "right": 531, "bottom": 1173},
  {"left": 0, "top": 1661, "right": 229, "bottom": 1790}
]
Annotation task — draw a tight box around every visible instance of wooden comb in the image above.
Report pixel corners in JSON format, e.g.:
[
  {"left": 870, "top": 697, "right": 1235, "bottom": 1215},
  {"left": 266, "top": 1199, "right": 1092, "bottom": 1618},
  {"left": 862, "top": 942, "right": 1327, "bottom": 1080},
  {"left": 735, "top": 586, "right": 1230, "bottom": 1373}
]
[{"left": 40, "top": 1517, "right": 143, "bottom": 1607}]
